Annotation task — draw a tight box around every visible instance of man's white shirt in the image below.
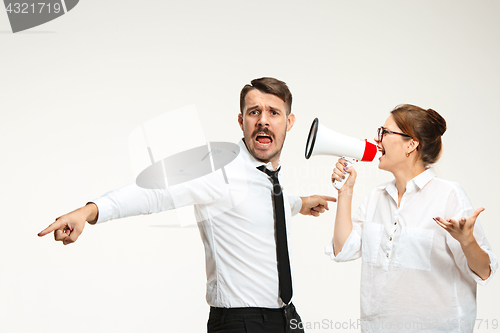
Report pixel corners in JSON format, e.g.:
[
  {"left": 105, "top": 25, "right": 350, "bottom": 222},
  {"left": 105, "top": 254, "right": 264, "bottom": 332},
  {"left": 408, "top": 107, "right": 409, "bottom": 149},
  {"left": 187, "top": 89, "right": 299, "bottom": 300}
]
[{"left": 93, "top": 140, "right": 302, "bottom": 308}]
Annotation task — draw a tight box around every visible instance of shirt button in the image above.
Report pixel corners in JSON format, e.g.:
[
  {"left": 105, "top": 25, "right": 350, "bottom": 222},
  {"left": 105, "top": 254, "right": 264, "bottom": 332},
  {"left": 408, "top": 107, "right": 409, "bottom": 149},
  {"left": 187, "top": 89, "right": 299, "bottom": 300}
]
[
  {"left": 394, "top": 221, "right": 397, "bottom": 225},
  {"left": 389, "top": 237, "right": 392, "bottom": 241},
  {"left": 386, "top": 253, "right": 389, "bottom": 258}
]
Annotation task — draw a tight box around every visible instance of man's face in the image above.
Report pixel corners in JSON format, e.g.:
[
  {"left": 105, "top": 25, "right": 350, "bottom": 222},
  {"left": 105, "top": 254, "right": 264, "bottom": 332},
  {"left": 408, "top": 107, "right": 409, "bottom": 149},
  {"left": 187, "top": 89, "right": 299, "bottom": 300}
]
[{"left": 238, "top": 89, "right": 295, "bottom": 168}]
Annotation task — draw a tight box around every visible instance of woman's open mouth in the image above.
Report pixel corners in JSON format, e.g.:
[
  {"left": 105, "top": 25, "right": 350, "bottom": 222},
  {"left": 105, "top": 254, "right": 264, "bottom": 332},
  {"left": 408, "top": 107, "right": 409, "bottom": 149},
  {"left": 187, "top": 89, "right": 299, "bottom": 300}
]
[{"left": 378, "top": 146, "right": 385, "bottom": 159}]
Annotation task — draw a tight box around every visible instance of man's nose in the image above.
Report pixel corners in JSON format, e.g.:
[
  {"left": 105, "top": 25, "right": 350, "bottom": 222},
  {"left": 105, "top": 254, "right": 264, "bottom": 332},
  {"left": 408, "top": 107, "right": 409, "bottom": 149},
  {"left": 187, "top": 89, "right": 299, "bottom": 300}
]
[{"left": 257, "top": 112, "right": 269, "bottom": 126}]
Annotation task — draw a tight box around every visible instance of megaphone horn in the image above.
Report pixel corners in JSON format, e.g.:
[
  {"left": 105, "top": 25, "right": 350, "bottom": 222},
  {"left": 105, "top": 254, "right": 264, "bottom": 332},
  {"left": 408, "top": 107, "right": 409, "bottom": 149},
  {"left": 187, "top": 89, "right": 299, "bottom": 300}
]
[
  {"left": 305, "top": 118, "right": 377, "bottom": 161},
  {"left": 305, "top": 118, "right": 377, "bottom": 189}
]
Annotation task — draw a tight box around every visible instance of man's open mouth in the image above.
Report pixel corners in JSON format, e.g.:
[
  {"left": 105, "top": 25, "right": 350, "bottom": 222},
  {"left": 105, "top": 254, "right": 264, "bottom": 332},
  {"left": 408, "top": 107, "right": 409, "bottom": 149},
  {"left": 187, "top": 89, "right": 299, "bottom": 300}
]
[{"left": 255, "top": 132, "right": 273, "bottom": 146}]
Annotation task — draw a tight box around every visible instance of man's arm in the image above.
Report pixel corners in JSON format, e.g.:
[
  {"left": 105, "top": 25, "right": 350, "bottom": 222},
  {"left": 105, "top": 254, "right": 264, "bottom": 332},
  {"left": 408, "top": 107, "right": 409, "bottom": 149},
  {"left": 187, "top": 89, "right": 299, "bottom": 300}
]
[
  {"left": 38, "top": 203, "right": 98, "bottom": 245},
  {"left": 299, "top": 195, "right": 337, "bottom": 217},
  {"left": 38, "top": 170, "right": 231, "bottom": 245}
]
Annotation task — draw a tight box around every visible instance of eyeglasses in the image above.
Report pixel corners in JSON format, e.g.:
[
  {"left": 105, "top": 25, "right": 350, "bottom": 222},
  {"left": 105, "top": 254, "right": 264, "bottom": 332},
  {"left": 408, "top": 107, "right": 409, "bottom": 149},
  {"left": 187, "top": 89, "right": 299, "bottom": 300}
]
[{"left": 377, "top": 127, "right": 412, "bottom": 142}]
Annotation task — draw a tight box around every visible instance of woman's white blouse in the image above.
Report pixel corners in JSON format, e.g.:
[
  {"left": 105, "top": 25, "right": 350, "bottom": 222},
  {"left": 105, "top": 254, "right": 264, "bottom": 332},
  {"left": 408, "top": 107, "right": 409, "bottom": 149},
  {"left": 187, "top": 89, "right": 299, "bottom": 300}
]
[{"left": 326, "top": 168, "right": 497, "bottom": 332}]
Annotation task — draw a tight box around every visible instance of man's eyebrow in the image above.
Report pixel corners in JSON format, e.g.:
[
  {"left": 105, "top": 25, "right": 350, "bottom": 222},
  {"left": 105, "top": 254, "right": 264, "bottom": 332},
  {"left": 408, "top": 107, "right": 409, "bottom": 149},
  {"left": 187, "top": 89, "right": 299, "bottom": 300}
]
[
  {"left": 245, "top": 105, "right": 283, "bottom": 113},
  {"left": 246, "top": 105, "right": 260, "bottom": 112},
  {"left": 269, "top": 106, "right": 282, "bottom": 113}
]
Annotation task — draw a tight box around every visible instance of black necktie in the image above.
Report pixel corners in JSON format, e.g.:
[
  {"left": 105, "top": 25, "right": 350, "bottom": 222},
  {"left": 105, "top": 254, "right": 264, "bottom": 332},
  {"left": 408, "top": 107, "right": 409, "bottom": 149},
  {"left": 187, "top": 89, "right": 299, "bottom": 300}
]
[{"left": 257, "top": 165, "right": 293, "bottom": 304}]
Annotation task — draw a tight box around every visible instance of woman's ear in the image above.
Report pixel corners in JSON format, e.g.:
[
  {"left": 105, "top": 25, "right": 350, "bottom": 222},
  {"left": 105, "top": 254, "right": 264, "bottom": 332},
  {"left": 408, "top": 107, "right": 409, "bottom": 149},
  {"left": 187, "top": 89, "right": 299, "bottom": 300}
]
[{"left": 408, "top": 139, "right": 420, "bottom": 153}]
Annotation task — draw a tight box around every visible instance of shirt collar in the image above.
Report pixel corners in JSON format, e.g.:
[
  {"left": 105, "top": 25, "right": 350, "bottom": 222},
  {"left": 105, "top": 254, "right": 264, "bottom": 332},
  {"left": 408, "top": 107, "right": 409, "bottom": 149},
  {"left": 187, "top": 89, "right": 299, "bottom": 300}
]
[
  {"left": 413, "top": 168, "right": 436, "bottom": 190},
  {"left": 385, "top": 168, "right": 436, "bottom": 195},
  {"left": 238, "top": 139, "right": 281, "bottom": 172}
]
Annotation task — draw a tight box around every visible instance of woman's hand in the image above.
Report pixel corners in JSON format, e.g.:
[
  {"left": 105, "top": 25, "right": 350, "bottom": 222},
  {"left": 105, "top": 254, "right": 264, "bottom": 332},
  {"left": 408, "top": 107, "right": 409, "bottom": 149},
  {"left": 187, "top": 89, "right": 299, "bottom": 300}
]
[
  {"left": 331, "top": 158, "right": 357, "bottom": 194},
  {"left": 434, "top": 208, "right": 491, "bottom": 280},
  {"left": 434, "top": 208, "right": 484, "bottom": 246}
]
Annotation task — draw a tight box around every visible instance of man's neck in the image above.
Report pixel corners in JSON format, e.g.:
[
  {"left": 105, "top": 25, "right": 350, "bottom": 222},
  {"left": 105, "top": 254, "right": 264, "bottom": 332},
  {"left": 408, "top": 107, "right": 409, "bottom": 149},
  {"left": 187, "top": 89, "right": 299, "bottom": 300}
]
[{"left": 241, "top": 138, "right": 280, "bottom": 170}]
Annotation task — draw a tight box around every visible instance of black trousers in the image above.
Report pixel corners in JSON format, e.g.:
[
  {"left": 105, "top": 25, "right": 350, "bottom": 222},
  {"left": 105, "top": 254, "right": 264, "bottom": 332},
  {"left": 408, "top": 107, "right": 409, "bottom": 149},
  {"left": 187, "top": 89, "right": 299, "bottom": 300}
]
[{"left": 207, "top": 303, "right": 305, "bottom": 333}]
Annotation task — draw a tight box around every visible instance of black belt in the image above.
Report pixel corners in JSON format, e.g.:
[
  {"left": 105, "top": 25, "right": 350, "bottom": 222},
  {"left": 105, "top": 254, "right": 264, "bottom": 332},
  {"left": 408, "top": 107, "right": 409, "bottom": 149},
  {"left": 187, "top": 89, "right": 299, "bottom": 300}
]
[{"left": 210, "top": 302, "right": 296, "bottom": 317}]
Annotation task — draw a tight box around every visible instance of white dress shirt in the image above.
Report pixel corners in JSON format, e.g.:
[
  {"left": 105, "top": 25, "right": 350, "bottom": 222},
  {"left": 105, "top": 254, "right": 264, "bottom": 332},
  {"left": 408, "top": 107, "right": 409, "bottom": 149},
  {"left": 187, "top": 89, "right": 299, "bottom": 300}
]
[
  {"left": 326, "top": 168, "right": 497, "bottom": 333},
  {"left": 93, "top": 139, "right": 302, "bottom": 308}
]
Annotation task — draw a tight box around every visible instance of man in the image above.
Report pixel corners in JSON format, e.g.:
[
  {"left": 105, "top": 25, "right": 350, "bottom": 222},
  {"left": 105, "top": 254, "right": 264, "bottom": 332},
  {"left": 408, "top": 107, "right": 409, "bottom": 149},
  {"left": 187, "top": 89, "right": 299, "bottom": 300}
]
[{"left": 39, "top": 77, "right": 336, "bottom": 333}]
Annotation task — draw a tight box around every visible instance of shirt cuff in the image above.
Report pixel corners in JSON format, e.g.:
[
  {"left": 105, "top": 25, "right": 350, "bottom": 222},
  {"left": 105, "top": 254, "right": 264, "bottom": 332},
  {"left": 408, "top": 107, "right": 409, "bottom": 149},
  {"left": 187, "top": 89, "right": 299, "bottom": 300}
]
[
  {"left": 89, "top": 196, "right": 113, "bottom": 224},
  {"left": 324, "top": 229, "right": 361, "bottom": 262},
  {"left": 467, "top": 249, "right": 498, "bottom": 286},
  {"left": 288, "top": 196, "right": 302, "bottom": 216}
]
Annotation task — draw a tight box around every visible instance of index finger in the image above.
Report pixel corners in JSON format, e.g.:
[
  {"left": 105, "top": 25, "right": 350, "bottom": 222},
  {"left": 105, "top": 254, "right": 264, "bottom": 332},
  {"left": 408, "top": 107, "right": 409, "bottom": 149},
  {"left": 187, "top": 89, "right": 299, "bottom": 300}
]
[
  {"left": 316, "top": 196, "right": 337, "bottom": 211},
  {"left": 38, "top": 220, "right": 65, "bottom": 237},
  {"left": 319, "top": 195, "right": 337, "bottom": 203}
]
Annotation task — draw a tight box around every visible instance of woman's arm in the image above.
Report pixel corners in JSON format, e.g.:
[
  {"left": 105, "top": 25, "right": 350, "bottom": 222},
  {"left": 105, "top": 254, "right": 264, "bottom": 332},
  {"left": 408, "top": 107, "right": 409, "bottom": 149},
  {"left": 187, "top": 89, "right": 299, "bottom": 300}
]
[
  {"left": 435, "top": 208, "right": 491, "bottom": 280},
  {"left": 331, "top": 159, "right": 356, "bottom": 256}
]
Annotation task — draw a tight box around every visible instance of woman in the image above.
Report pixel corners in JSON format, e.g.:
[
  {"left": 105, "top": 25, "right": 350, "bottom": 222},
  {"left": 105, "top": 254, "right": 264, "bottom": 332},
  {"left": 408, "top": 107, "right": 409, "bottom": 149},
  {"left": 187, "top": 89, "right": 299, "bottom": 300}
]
[{"left": 328, "top": 104, "right": 497, "bottom": 332}]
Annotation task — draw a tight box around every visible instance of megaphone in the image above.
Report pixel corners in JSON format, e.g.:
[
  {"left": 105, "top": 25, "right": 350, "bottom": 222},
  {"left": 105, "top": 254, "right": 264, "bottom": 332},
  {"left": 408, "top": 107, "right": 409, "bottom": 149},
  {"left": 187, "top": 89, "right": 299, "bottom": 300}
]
[{"left": 305, "top": 118, "right": 377, "bottom": 190}]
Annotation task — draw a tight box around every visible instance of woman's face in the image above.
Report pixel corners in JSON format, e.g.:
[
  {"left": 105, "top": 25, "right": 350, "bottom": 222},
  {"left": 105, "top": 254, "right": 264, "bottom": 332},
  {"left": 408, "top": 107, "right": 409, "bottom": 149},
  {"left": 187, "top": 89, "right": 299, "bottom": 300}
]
[{"left": 374, "top": 115, "right": 412, "bottom": 173}]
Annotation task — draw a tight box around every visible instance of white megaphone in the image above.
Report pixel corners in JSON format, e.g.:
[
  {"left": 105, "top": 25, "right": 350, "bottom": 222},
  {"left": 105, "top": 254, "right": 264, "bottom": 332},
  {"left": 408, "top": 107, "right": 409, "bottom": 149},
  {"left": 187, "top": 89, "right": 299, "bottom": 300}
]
[{"left": 305, "top": 118, "right": 377, "bottom": 190}]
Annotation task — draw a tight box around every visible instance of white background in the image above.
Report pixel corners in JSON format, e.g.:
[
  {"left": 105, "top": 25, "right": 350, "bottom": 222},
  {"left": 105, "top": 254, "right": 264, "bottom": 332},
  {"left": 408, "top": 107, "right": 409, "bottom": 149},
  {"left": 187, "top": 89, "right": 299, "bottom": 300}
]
[{"left": 1, "top": 1, "right": 499, "bottom": 332}]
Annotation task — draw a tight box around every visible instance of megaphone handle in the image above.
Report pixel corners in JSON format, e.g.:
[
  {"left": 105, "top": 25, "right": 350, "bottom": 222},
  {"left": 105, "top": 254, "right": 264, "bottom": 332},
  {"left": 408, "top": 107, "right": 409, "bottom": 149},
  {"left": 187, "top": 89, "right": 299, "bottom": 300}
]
[{"left": 333, "top": 157, "right": 355, "bottom": 190}]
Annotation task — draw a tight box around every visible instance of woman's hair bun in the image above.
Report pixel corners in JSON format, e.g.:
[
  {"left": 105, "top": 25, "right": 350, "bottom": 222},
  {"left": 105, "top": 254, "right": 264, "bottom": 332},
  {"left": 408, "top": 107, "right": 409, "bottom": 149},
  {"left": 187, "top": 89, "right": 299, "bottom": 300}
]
[{"left": 426, "top": 108, "right": 447, "bottom": 136}]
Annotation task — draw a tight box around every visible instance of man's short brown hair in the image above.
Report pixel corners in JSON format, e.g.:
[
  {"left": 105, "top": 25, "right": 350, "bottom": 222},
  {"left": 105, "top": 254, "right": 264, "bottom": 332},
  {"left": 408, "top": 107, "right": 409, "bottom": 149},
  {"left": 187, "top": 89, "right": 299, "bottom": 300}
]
[{"left": 239, "top": 77, "right": 292, "bottom": 115}]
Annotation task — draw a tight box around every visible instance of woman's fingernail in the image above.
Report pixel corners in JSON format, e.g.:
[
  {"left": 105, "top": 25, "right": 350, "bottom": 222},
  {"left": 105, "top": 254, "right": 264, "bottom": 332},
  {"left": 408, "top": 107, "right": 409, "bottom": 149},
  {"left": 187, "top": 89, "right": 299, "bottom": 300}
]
[
  {"left": 344, "top": 167, "right": 348, "bottom": 171},
  {"left": 344, "top": 162, "right": 348, "bottom": 167}
]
